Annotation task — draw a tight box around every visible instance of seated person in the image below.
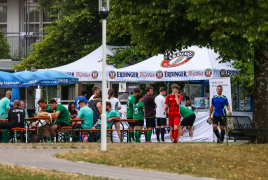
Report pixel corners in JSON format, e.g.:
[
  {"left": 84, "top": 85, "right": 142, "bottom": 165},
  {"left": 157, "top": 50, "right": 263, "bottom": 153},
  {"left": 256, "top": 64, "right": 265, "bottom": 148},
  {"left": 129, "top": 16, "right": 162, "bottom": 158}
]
[
  {"left": 70, "top": 110, "right": 78, "bottom": 120},
  {"left": 92, "top": 101, "right": 121, "bottom": 142},
  {"left": 48, "top": 99, "right": 71, "bottom": 139},
  {"left": 31, "top": 99, "right": 52, "bottom": 129},
  {"left": 68, "top": 102, "right": 79, "bottom": 119},
  {"left": 0, "top": 100, "right": 25, "bottom": 129},
  {"left": 77, "top": 100, "right": 93, "bottom": 129},
  {"left": 181, "top": 92, "right": 190, "bottom": 106}
]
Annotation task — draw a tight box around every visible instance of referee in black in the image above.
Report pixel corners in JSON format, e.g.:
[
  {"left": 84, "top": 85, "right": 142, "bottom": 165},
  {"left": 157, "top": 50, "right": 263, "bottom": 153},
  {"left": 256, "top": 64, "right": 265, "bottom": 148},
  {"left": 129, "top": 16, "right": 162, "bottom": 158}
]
[{"left": 0, "top": 100, "right": 25, "bottom": 129}]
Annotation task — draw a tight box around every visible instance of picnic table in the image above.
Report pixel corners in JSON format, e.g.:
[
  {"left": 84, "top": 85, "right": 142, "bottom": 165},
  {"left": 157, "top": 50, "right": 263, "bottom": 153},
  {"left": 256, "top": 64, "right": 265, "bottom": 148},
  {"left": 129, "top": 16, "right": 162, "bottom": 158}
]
[{"left": 116, "top": 118, "right": 138, "bottom": 142}]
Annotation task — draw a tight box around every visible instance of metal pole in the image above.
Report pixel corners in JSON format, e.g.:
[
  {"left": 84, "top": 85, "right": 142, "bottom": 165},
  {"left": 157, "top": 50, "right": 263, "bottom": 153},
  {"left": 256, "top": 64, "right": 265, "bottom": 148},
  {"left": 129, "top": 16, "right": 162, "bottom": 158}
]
[
  {"left": 46, "top": 86, "right": 48, "bottom": 103},
  {"left": 26, "top": 87, "right": 28, "bottom": 143},
  {"left": 101, "top": 19, "right": 107, "bottom": 151}
]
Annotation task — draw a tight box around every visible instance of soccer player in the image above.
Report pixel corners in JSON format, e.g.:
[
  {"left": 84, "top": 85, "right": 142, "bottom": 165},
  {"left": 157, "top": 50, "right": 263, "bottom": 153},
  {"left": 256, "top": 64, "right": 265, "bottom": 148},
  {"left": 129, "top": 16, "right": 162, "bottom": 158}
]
[
  {"left": 209, "top": 85, "right": 232, "bottom": 143},
  {"left": 127, "top": 88, "right": 140, "bottom": 142},
  {"left": 155, "top": 87, "right": 167, "bottom": 142},
  {"left": 133, "top": 94, "right": 145, "bottom": 143},
  {"left": 143, "top": 86, "right": 157, "bottom": 143},
  {"left": 164, "top": 84, "right": 181, "bottom": 143},
  {"left": 179, "top": 105, "right": 196, "bottom": 142}
]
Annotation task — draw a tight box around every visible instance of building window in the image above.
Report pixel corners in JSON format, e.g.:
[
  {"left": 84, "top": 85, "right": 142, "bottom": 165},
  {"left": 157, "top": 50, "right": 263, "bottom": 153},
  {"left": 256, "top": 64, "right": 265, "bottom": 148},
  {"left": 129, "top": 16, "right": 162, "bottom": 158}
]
[
  {"left": 43, "top": 12, "right": 55, "bottom": 22},
  {"left": 0, "top": 6, "right": 7, "bottom": 33}
]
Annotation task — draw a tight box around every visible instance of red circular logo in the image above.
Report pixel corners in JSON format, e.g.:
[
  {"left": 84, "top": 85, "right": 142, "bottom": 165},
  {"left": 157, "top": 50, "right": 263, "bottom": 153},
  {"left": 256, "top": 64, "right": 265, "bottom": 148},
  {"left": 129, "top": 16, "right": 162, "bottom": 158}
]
[
  {"left": 220, "top": 69, "right": 226, "bottom": 77},
  {"left": 109, "top": 70, "right": 116, "bottom": 79},
  {"left": 91, "top": 71, "right": 98, "bottom": 79},
  {"left": 161, "top": 51, "right": 195, "bottom": 68},
  {"left": 156, "top": 70, "right": 163, "bottom": 79},
  {"left": 205, "top": 68, "right": 212, "bottom": 77}
]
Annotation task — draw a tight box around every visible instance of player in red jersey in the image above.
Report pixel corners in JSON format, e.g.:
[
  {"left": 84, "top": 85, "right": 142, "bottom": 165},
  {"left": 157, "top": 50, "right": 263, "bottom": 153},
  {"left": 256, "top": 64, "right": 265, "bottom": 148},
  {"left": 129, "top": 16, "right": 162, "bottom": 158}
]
[{"left": 163, "top": 84, "right": 182, "bottom": 143}]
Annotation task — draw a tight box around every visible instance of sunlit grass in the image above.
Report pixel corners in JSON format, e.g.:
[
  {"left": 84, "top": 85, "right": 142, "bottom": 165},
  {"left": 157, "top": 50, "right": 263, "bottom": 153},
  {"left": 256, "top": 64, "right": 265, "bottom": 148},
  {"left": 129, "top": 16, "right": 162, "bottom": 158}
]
[{"left": 56, "top": 142, "right": 268, "bottom": 180}]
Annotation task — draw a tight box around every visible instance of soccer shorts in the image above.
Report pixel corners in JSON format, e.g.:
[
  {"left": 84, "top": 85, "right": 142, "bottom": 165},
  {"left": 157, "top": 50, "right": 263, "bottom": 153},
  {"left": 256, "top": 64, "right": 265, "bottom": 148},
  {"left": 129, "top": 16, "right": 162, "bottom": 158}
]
[
  {"left": 168, "top": 116, "right": 180, "bottom": 127},
  {"left": 180, "top": 114, "right": 196, "bottom": 126},
  {"left": 135, "top": 120, "right": 144, "bottom": 127},
  {"left": 146, "top": 118, "right": 156, "bottom": 128},
  {"left": 127, "top": 117, "right": 135, "bottom": 127},
  {"left": 213, "top": 116, "right": 226, "bottom": 126},
  {"left": 157, "top": 118, "right": 167, "bottom": 126}
]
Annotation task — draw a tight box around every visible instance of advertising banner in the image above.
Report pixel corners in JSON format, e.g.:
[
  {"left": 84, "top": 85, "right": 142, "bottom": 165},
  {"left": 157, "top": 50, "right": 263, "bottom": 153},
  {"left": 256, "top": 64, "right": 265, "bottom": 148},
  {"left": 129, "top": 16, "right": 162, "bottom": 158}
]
[{"left": 65, "top": 71, "right": 103, "bottom": 81}]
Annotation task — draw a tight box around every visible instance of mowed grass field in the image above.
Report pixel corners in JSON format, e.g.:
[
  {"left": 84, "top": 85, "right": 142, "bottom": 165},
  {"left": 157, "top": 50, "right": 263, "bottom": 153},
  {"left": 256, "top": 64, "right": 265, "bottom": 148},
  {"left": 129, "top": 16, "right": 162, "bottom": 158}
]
[{"left": 55, "top": 142, "right": 268, "bottom": 180}]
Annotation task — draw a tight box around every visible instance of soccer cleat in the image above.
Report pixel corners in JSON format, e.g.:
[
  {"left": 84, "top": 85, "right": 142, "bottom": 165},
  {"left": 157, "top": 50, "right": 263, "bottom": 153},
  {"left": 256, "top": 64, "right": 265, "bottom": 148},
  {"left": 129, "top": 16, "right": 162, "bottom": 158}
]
[
  {"left": 157, "top": 140, "right": 161, "bottom": 143},
  {"left": 147, "top": 141, "right": 153, "bottom": 143},
  {"left": 172, "top": 141, "right": 177, "bottom": 143},
  {"left": 162, "top": 140, "right": 165, "bottom": 142},
  {"left": 217, "top": 139, "right": 223, "bottom": 144}
]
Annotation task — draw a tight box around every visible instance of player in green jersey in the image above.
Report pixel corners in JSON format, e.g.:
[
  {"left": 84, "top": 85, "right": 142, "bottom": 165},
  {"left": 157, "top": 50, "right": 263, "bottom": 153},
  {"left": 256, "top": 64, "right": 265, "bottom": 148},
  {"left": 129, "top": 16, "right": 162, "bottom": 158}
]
[
  {"left": 133, "top": 94, "right": 145, "bottom": 142},
  {"left": 127, "top": 88, "right": 140, "bottom": 142}
]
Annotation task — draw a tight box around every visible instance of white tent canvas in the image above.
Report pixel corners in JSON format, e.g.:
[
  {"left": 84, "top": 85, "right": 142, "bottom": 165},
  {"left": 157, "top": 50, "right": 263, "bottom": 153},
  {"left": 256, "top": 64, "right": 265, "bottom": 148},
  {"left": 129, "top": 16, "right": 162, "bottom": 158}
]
[
  {"left": 108, "top": 46, "right": 238, "bottom": 82},
  {"left": 50, "top": 45, "right": 122, "bottom": 81}
]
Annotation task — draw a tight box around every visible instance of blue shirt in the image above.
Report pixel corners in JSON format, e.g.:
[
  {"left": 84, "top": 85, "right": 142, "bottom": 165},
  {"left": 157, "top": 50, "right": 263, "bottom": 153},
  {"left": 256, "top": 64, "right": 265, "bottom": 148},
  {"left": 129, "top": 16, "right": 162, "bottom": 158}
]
[
  {"left": 74, "top": 96, "right": 88, "bottom": 111},
  {"left": 0, "top": 97, "right": 10, "bottom": 119},
  {"left": 212, "top": 95, "right": 229, "bottom": 116},
  {"left": 78, "top": 106, "right": 93, "bottom": 129}
]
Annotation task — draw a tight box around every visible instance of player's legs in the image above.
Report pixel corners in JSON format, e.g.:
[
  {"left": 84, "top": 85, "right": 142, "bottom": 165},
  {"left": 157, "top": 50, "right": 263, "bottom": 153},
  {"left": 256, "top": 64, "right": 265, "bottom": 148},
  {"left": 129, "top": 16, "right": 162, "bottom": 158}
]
[
  {"left": 219, "top": 116, "right": 226, "bottom": 142},
  {"left": 127, "top": 121, "right": 135, "bottom": 142},
  {"left": 160, "top": 118, "right": 166, "bottom": 142},
  {"left": 156, "top": 118, "right": 161, "bottom": 142},
  {"left": 213, "top": 116, "right": 221, "bottom": 143},
  {"left": 169, "top": 116, "right": 174, "bottom": 142},
  {"left": 146, "top": 118, "right": 155, "bottom": 143},
  {"left": 173, "top": 117, "right": 180, "bottom": 142},
  {"left": 114, "top": 121, "right": 122, "bottom": 142}
]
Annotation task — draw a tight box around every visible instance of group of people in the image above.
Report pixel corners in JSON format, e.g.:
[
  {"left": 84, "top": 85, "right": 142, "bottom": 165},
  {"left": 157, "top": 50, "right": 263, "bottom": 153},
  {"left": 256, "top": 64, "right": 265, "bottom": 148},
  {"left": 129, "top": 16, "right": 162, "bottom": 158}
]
[{"left": 0, "top": 83, "right": 231, "bottom": 144}]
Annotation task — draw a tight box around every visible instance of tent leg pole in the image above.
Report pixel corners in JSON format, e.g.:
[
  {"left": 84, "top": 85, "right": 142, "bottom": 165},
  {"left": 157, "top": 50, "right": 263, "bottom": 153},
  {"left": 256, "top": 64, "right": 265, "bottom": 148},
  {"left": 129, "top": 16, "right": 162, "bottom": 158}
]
[
  {"left": 26, "top": 87, "right": 28, "bottom": 143},
  {"left": 46, "top": 86, "right": 48, "bottom": 103}
]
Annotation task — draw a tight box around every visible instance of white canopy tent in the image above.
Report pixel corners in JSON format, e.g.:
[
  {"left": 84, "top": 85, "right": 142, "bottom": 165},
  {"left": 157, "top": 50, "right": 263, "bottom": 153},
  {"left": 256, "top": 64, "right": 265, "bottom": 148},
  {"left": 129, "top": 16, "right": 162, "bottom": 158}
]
[
  {"left": 50, "top": 45, "right": 123, "bottom": 82},
  {"left": 108, "top": 46, "right": 238, "bottom": 82}
]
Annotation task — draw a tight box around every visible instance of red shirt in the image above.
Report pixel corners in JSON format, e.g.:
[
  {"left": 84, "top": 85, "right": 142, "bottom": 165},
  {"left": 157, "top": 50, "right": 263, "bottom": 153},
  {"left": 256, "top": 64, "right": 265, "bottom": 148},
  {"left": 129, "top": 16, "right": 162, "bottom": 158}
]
[{"left": 165, "top": 94, "right": 182, "bottom": 117}]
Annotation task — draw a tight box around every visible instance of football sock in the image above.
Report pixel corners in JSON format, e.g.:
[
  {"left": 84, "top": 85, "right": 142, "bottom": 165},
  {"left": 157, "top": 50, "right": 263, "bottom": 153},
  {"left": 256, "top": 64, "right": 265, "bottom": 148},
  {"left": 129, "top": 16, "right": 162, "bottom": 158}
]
[
  {"left": 161, "top": 128, "right": 165, "bottom": 141},
  {"left": 135, "top": 131, "right": 140, "bottom": 142},
  {"left": 220, "top": 130, "right": 225, "bottom": 142},
  {"left": 213, "top": 129, "right": 221, "bottom": 140},
  {"left": 128, "top": 132, "right": 132, "bottom": 142},
  {"left": 131, "top": 132, "right": 135, "bottom": 141},
  {"left": 173, "top": 129, "right": 178, "bottom": 142},
  {"left": 172, "top": 130, "right": 174, "bottom": 140},
  {"left": 147, "top": 130, "right": 152, "bottom": 141},
  {"left": 144, "top": 132, "right": 148, "bottom": 142},
  {"left": 156, "top": 128, "right": 160, "bottom": 141}
]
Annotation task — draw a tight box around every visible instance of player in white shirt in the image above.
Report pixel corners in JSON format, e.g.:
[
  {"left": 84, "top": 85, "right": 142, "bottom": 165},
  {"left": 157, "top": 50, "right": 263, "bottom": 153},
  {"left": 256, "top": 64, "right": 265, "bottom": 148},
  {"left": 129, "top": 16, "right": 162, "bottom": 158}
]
[
  {"left": 154, "top": 87, "right": 167, "bottom": 142},
  {"left": 107, "top": 88, "right": 121, "bottom": 112},
  {"left": 89, "top": 87, "right": 100, "bottom": 101}
]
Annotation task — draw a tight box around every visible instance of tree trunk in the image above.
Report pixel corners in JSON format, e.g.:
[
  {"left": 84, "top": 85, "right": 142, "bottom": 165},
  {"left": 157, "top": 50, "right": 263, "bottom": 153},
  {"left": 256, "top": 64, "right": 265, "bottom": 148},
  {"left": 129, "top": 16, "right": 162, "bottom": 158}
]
[{"left": 253, "top": 51, "right": 268, "bottom": 143}]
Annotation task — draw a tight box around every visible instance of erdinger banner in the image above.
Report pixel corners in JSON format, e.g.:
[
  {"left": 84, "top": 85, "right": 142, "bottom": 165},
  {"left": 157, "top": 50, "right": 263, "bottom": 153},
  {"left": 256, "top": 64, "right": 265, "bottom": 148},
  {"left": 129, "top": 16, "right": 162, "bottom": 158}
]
[
  {"left": 65, "top": 71, "right": 102, "bottom": 81},
  {"left": 113, "top": 111, "right": 213, "bottom": 142},
  {"left": 108, "top": 69, "right": 213, "bottom": 82}
]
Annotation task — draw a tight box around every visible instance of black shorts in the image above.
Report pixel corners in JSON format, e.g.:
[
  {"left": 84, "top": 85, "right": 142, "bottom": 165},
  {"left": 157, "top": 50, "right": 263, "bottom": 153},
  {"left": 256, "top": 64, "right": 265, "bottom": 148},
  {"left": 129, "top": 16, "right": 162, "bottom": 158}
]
[
  {"left": 127, "top": 118, "right": 135, "bottom": 127},
  {"left": 135, "top": 120, "right": 144, "bottom": 127},
  {"left": 213, "top": 116, "right": 226, "bottom": 126},
  {"left": 157, "top": 118, "right": 166, "bottom": 126},
  {"left": 146, "top": 118, "right": 156, "bottom": 128},
  {"left": 180, "top": 114, "right": 196, "bottom": 126}
]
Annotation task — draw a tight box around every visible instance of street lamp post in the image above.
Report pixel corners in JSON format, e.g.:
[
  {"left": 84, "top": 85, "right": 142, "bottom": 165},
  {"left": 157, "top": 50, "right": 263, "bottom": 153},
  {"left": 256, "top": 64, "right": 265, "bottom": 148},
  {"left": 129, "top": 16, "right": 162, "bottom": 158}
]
[{"left": 99, "top": 0, "right": 110, "bottom": 151}]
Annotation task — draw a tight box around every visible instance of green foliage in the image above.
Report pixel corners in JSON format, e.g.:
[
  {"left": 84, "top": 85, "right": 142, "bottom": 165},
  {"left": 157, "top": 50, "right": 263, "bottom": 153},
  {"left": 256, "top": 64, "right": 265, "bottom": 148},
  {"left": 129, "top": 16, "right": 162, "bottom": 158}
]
[
  {"left": 14, "top": 0, "right": 102, "bottom": 70},
  {"left": 107, "top": 46, "right": 150, "bottom": 68},
  {"left": 0, "top": 31, "right": 11, "bottom": 59},
  {"left": 11, "top": 49, "right": 23, "bottom": 61}
]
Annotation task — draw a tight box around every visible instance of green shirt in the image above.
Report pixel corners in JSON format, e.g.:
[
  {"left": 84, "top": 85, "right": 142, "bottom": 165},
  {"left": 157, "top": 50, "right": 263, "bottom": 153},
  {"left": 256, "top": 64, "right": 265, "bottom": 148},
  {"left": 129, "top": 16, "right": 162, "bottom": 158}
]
[
  {"left": 133, "top": 101, "right": 144, "bottom": 120},
  {"left": 55, "top": 104, "right": 70, "bottom": 125},
  {"left": 78, "top": 106, "right": 93, "bottom": 129},
  {"left": 179, "top": 105, "right": 194, "bottom": 118},
  {"left": 46, "top": 104, "right": 52, "bottom": 110},
  {"left": 0, "top": 97, "right": 10, "bottom": 119},
  {"left": 98, "top": 109, "right": 120, "bottom": 128},
  {"left": 127, "top": 95, "right": 135, "bottom": 118}
]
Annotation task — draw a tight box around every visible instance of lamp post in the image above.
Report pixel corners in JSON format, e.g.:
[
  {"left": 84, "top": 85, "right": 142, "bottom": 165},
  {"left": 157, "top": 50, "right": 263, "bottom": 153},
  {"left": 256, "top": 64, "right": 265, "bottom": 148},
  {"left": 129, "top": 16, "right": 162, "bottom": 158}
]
[{"left": 99, "top": 0, "right": 110, "bottom": 151}]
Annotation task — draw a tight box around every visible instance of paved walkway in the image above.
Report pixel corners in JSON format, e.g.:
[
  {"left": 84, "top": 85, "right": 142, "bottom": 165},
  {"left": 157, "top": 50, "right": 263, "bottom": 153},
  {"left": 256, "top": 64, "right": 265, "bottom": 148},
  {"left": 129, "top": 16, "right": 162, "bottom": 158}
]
[{"left": 0, "top": 146, "right": 215, "bottom": 180}]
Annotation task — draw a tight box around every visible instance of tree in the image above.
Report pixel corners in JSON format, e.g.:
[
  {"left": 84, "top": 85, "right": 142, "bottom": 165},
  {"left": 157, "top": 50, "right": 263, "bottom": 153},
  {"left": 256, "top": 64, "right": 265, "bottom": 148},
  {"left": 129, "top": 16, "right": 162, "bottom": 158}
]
[
  {"left": 14, "top": 0, "right": 102, "bottom": 70},
  {"left": 108, "top": 0, "right": 268, "bottom": 142},
  {"left": 0, "top": 31, "right": 11, "bottom": 59}
]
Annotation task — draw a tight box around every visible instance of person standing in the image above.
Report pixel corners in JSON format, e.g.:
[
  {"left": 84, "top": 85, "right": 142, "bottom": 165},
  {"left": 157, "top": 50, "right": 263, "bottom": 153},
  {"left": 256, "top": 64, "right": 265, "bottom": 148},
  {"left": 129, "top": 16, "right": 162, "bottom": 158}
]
[
  {"left": 89, "top": 87, "right": 100, "bottom": 100},
  {"left": 0, "top": 90, "right": 11, "bottom": 143},
  {"left": 208, "top": 85, "right": 232, "bottom": 143},
  {"left": 133, "top": 94, "right": 144, "bottom": 143},
  {"left": 143, "top": 86, "right": 157, "bottom": 143},
  {"left": 164, "top": 84, "right": 181, "bottom": 143},
  {"left": 179, "top": 105, "right": 196, "bottom": 142},
  {"left": 74, "top": 90, "right": 88, "bottom": 111},
  {"left": 127, "top": 88, "right": 140, "bottom": 142},
  {"left": 107, "top": 88, "right": 121, "bottom": 112},
  {"left": 88, "top": 95, "right": 102, "bottom": 125},
  {"left": 180, "top": 92, "right": 190, "bottom": 106},
  {"left": 155, "top": 87, "right": 167, "bottom": 142}
]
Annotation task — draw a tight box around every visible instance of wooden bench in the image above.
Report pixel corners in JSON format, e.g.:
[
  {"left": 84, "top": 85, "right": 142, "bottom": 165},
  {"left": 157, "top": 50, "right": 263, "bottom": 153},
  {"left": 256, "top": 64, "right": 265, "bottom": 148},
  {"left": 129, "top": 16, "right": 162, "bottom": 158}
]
[
  {"left": 11, "top": 128, "right": 25, "bottom": 143},
  {"left": 69, "top": 129, "right": 116, "bottom": 142}
]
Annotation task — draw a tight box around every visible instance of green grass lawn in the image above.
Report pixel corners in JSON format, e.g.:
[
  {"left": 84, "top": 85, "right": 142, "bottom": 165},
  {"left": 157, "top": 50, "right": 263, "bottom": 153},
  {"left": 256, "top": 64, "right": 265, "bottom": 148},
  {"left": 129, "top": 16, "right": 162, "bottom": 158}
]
[
  {"left": 0, "top": 163, "right": 114, "bottom": 180},
  {"left": 55, "top": 142, "right": 268, "bottom": 180}
]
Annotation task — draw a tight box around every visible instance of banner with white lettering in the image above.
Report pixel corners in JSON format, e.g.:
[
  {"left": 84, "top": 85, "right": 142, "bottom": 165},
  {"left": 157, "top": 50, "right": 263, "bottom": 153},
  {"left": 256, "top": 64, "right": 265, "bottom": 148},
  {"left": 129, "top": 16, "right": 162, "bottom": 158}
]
[
  {"left": 209, "top": 77, "right": 232, "bottom": 112},
  {"left": 111, "top": 112, "right": 213, "bottom": 142}
]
